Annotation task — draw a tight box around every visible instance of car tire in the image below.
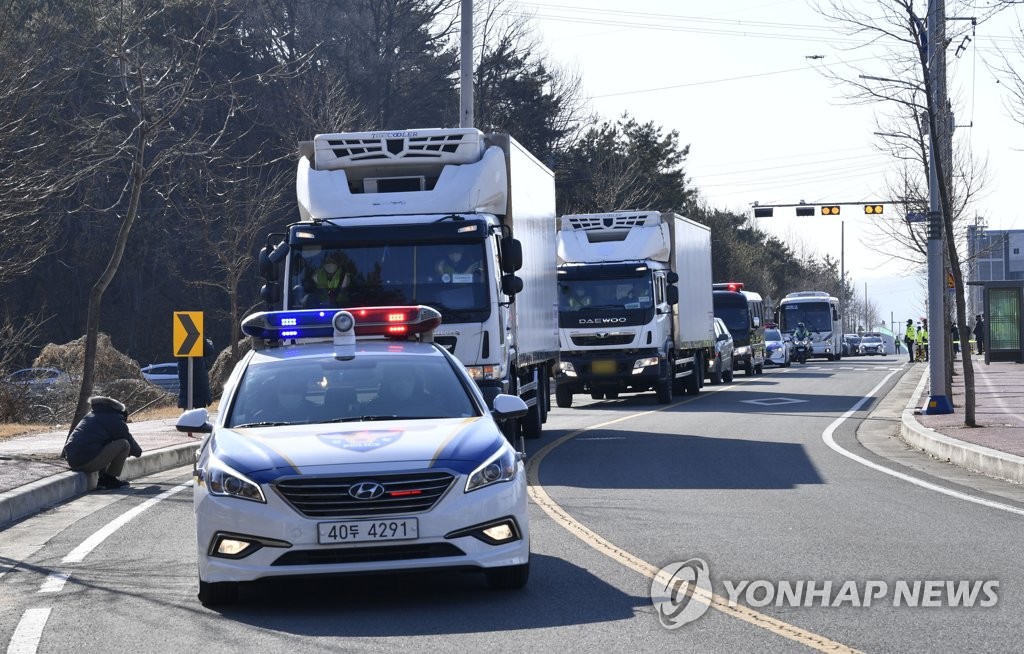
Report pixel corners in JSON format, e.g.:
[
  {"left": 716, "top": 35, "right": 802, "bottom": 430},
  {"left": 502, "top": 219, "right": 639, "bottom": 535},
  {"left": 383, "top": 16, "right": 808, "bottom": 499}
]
[
  {"left": 744, "top": 361, "right": 755, "bottom": 376},
  {"left": 605, "top": 391, "right": 619, "bottom": 399},
  {"left": 723, "top": 366, "right": 734, "bottom": 383},
  {"left": 486, "top": 561, "right": 530, "bottom": 590},
  {"left": 198, "top": 579, "right": 238, "bottom": 606},
  {"left": 590, "top": 391, "right": 604, "bottom": 400},
  {"left": 555, "top": 384, "right": 573, "bottom": 408},
  {"left": 709, "top": 360, "right": 723, "bottom": 385}
]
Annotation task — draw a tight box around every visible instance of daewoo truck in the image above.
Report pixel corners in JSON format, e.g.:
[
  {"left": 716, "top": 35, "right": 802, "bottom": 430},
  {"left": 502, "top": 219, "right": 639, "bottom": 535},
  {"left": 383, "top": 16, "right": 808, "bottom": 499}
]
[
  {"left": 554, "top": 211, "right": 715, "bottom": 405},
  {"left": 257, "top": 128, "right": 558, "bottom": 440}
]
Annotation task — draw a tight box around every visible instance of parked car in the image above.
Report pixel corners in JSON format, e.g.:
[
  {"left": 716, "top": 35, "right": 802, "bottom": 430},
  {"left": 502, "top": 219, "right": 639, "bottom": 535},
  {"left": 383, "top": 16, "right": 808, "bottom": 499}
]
[
  {"left": 5, "top": 367, "right": 72, "bottom": 394},
  {"left": 707, "top": 317, "right": 735, "bottom": 384},
  {"left": 764, "top": 328, "right": 791, "bottom": 367},
  {"left": 843, "top": 334, "right": 861, "bottom": 356},
  {"left": 859, "top": 335, "right": 885, "bottom": 356},
  {"left": 140, "top": 362, "right": 180, "bottom": 394}
]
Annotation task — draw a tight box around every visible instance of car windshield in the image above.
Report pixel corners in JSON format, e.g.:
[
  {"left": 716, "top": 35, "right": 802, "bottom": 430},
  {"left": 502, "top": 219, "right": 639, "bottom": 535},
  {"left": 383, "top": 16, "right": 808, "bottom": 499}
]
[
  {"left": 862, "top": 337, "right": 882, "bottom": 344},
  {"left": 765, "top": 328, "right": 782, "bottom": 341},
  {"left": 226, "top": 354, "right": 479, "bottom": 427}
]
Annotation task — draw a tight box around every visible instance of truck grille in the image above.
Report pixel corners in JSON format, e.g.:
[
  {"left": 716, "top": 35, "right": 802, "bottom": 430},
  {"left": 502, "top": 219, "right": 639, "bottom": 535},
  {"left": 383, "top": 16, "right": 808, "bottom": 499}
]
[
  {"left": 274, "top": 472, "right": 455, "bottom": 518},
  {"left": 571, "top": 334, "right": 634, "bottom": 347}
]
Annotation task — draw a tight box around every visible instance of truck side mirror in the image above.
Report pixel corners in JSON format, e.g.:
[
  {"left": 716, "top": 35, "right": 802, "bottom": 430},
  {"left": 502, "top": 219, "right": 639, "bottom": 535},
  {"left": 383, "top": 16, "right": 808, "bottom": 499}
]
[
  {"left": 833, "top": 308, "right": 840, "bottom": 320},
  {"left": 260, "top": 283, "right": 281, "bottom": 306},
  {"left": 501, "top": 237, "right": 523, "bottom": 273},
  {"left": 666, "top": 286, "right": 679, "bottom": 305},
  {"left": 501, "top": 274, "right": 523, "bottom": 297},
  {"left": 258, "top": 247, "right": 275, "bottom": 281},
  {"left": 666, "top": 271, "right": 679, "bottom": 284}
]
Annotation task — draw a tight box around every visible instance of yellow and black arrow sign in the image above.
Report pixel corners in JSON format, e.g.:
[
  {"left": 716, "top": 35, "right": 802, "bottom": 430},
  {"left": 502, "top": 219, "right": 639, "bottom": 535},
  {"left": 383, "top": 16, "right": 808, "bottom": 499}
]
[{"left": 173, "top": 311, "right": 203, "bottom": 357}]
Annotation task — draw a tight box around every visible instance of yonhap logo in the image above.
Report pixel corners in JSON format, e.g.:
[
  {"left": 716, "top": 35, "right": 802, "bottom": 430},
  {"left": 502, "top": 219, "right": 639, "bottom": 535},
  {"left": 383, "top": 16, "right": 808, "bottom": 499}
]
[{"left": 650, "top": 559, "right": 712, "bottom": 629}]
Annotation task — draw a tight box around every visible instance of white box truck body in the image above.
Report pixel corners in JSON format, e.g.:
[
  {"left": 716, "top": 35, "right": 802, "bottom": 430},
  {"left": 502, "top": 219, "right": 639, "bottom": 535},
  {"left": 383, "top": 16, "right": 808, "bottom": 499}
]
[
  {"left": 259, "top": 128, "right": 558, "bottom": 439},
  {"left": 555, "top": 211, "right": 714, "bottom": 404}
]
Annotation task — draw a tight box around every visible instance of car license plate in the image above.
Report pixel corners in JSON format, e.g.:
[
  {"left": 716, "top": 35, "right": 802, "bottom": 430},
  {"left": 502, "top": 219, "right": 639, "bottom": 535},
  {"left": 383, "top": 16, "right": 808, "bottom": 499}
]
[
  {"left": 318, "top": 518, "right": 418, "bottom": 544},
  {"left": 592, "top": 360, "right": 616, "bottom": 375}
]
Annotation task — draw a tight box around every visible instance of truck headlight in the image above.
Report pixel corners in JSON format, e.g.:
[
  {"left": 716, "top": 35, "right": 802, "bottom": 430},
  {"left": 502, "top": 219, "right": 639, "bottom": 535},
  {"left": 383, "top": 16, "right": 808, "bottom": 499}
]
[
  {"left": 633, "top": 356, "right": 659, "bottom": 374},
  {"left": 465, "top": 447, "right": 517, "bottom": 493},
  {"left": 467, "top": 364, "right": 503, "bottom": 381},
  {"left": 204, "top": 458, "right": 266, "bottom": 503},
  {"left": 559, "top": 361, "right": 576, "bottom": 377}
]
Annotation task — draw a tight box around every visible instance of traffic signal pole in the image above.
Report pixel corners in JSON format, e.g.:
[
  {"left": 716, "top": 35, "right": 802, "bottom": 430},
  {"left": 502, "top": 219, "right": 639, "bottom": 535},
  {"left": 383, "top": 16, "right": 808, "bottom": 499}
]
[{"left": 925, "top": 0, "right": 953, "bottom": 414}]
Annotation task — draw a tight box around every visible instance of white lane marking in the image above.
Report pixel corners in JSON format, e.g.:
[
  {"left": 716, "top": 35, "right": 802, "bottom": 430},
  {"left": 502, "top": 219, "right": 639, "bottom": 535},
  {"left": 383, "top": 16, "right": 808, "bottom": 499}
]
[
  {"left": 37, "top": 572, "right": 69, "bottom": 594},
  {"left": 822, "top": 369, "right": 1024, "bottom": 517},
  {"left": 62, "top": 482, "right": 192, "bottom": 564},
  {"left": 740, "top": 397, "right": 808, "bottom": 406},
  {"left": 7, "top": 607, "right": 50, "bottom": 654}
]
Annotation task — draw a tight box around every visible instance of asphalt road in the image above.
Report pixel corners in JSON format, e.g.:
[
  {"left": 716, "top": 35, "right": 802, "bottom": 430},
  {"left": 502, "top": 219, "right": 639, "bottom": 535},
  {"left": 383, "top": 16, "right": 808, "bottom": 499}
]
[{"left": 2, "top": 355, "right": 1022, "bottom": 653}]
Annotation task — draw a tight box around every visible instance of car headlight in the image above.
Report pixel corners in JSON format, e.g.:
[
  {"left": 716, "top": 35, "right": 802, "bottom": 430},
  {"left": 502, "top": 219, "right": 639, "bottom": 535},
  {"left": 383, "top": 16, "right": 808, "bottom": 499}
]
[
  {"left": 559, "top": 361, "right": 576, "bottom": 376},
  {"left": 465, "top": 446, "right": 518, "bottom": 493},
  {"left": 203, "top": 457, "right": 266, "bottom": 503}
]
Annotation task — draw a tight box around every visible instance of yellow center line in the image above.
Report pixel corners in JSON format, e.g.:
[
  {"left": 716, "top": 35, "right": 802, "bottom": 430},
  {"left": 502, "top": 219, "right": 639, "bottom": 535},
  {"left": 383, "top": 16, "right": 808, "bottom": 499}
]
[{"left": 527, "top": 396, "right": 863, "bottom": 654}]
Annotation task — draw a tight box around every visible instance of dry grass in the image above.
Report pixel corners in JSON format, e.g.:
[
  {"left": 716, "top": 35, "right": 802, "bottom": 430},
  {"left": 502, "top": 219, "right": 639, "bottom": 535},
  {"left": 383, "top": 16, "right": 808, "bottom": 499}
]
[{"left": 0, "top": 400, "right": 219, "bottom": 442}]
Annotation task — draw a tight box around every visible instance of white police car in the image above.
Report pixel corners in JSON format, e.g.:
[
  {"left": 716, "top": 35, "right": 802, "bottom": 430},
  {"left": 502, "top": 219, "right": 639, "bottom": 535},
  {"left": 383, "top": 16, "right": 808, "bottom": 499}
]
[{"left": 176, "top": 306, "right": 530, "bottom": 606}]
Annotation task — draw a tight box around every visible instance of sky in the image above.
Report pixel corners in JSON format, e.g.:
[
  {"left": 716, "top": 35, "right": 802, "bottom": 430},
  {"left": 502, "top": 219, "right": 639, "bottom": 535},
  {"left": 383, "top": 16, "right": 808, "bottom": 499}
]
[{"left": 516, "top": 0, "right": 1024, "bottom": 330}]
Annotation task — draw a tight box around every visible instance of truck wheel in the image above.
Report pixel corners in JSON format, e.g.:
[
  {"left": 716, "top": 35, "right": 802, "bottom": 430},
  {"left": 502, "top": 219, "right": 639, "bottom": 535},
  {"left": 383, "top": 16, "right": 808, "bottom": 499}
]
[
  {"left": 684, "top": 354, "right": 701, "bottom": 396},
  {"left": 655, "top": 377, "right": 673, "bottom": 403},
  {"left": 555, "top": 384, "right": 573, "bottom": 408},
  {"left": 590, "top": 391, "right": 604, "bottom": 400},
  {"left": 520, "top": 401, "right": 543, "bottom": 439}
]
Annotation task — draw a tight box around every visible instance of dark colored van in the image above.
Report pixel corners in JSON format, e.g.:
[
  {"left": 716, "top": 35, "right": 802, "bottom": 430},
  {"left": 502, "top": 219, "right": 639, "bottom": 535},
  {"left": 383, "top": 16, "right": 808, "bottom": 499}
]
[{"left": 712, "top": 282, "right": 766, "bottom": 375}]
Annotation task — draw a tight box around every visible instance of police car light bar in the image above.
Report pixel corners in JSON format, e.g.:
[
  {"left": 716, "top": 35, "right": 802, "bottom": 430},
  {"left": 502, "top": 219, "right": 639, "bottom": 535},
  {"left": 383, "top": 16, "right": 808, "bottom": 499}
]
[
  {"left": 241, "top": 306, "right": 442, "bottom": 343},
  {"left": 713, "top": 282, "right": 744, "bottom": 292}
]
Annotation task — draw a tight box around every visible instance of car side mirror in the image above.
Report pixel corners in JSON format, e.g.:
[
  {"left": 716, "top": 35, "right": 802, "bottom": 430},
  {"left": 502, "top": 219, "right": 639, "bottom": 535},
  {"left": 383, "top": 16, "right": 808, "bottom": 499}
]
[
  {"left": 176, "top": 408, "right": 213, "bottom": 434},
  {"left": 491, "top": 394, "right": 528, "bottom": 421}
]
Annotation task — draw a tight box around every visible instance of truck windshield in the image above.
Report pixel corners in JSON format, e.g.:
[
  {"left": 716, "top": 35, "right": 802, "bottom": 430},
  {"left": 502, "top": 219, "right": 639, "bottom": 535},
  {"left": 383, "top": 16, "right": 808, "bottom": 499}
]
[
  {"left": 287, "top": 243, "right": 489, "bottom": 321},
  {"left": 558, "top": 277, "right": 653, "bottom": 311}
]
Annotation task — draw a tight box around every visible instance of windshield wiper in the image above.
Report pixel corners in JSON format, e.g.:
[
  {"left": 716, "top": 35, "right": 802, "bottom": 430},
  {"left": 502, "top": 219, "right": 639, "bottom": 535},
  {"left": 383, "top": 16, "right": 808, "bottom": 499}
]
[{"left": 232, "top": 421, "right": 294, "bottom": 428}]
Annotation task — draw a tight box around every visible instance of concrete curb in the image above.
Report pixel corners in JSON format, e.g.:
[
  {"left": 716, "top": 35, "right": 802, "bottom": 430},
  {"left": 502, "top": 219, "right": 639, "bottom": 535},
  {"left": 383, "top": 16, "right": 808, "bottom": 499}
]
[
  {"left": 0, "top": 441, "right": 199, "bottom": 529},
  {"left": 900, "top": 371, "right": 1024, "bottom": 486}
]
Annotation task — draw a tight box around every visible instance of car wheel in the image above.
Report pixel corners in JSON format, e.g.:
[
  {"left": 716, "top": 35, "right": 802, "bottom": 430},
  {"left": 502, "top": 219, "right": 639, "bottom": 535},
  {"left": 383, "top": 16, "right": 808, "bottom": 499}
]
[
  {"left": 744, "top": 361, "right": 755, "bottom": 376},
  {"left": 722, "top": 365, "right": 734, "bottom": 383},
  {"left": 198, "top": 579, "right": 238, "bottom": 606},
  {"left": 709, "top": 360, "right": 723, "bottom": 385},
  {"left": 590, "top": 391, "right": 604, "bottom": 400},
  {"left": 555, "top": 384, "right": 573, "bottom": 408},
  {"left": 486, "top": 561, "right": 530, "bottom": 590},
  {"left": 605, "top": 391, "right": 619, "bottom": 399}
]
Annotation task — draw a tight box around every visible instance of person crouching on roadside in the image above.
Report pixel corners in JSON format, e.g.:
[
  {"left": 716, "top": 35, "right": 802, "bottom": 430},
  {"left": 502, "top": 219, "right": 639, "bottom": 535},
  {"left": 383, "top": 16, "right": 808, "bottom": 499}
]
[{"left": 62, "top": 396, "right": 143, "bottom": 490}]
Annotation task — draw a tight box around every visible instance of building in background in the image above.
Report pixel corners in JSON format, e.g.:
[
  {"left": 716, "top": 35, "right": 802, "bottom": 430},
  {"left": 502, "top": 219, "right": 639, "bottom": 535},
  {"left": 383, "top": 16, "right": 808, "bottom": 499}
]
[{"left": 966, "top": 226, "right": 1024, "bottom": 319}]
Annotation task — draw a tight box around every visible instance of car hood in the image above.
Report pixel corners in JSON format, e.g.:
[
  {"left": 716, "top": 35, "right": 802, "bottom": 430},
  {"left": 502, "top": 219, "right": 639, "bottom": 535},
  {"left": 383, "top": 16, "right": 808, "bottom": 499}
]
[{"left": 211, "top": 417, "right": 504, "bottom": 481}]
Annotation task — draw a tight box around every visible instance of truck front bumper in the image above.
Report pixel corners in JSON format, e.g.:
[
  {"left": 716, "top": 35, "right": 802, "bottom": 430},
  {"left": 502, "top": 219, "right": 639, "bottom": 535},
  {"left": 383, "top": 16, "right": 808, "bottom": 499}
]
[{"left": 556, "top": 351, "right": 663, "bottom": 393}]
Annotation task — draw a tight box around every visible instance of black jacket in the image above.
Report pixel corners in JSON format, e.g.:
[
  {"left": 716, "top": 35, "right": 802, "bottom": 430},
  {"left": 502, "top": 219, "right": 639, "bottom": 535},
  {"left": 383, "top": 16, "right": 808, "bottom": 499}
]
[{"left": 63, "top": 397, "right": 143, "bottom": 469}]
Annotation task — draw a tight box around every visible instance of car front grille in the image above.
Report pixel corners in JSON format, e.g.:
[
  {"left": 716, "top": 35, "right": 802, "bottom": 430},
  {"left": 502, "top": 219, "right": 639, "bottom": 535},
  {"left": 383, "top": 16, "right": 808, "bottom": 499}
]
[
  {"left": 274, "top": 472, "right": 455, "bottom": 518},
  {"left": 271, "top": 543, "right": 465, "bottom": 566}
]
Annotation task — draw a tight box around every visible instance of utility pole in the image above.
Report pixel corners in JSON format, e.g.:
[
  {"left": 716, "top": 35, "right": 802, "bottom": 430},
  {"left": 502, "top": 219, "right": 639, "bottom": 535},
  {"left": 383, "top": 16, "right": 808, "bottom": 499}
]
[
  {"left": 925, "top": 0, "right": 953, "bottom": 413},
  {"left": 459, "top": 0, "right": 474, "bottom": 128}
]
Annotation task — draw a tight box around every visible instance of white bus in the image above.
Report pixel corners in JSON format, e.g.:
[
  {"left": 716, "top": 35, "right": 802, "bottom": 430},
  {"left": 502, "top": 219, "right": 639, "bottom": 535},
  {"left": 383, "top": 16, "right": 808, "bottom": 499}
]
[{"left": 776, "top": 291, "right": 843, "bottom": 360}]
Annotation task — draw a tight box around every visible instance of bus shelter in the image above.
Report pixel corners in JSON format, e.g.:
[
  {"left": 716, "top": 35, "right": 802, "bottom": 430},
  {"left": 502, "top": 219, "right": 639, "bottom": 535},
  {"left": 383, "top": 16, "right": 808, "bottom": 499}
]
[{"left": 970, "top": 281, "right": 1024, "bottom": 364}]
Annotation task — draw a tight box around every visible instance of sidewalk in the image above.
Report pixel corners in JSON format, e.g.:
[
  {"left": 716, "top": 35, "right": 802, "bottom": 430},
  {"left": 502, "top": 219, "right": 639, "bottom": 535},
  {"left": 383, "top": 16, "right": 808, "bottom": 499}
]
[
  {"left": 901, "top": 353, "right": 1024, "bottom": 485},
  {"left": 2, "top": 357, "right": 1022, "bottom": 529}
]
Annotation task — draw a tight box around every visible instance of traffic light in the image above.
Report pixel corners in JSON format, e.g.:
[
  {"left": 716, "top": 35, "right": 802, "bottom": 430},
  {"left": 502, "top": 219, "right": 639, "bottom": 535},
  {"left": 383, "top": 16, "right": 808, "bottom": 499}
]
[
  {"left": 821, "top": 206, "right": 841, "bottom": 215},
  {"left": 864, "top": 204, "right": 883, "bottom": 214},
  {"left": 753, "top": 207, "right": 773, "bottom": 218},
  {"left": 795, "top": 206, "right": 815, "bottom": 217}
]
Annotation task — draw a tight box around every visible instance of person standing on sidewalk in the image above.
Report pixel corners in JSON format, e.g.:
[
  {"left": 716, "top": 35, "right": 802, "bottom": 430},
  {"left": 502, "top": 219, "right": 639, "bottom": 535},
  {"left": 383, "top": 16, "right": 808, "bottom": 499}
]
[
  {"left": 951, "top": 323, "right": 960, "bottom": 354},
  {"left": 904, "top": 319, "right": 915, "bottom": 363},
  {"left": 974, "top": 314, "right": 986, "bottom": 355},
  {"left": 61, "top": 396, "right": 143, "bottom": 490},
  {"left": 921, "top": 319, "right": 929, "bottom": 361}
]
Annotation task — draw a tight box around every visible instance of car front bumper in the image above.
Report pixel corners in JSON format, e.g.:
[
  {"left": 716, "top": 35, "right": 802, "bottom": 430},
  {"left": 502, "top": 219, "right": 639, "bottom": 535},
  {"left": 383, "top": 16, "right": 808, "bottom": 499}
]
[{"left": 194, "top": 468, "right": 530, "bottom": 584}]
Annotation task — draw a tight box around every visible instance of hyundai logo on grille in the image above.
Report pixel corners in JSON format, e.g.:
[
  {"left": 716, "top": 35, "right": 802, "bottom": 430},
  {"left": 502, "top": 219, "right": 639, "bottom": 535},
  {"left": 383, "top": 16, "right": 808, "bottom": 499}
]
[{"left": 349, "top": 481, "right": 385, "bottom": 500}]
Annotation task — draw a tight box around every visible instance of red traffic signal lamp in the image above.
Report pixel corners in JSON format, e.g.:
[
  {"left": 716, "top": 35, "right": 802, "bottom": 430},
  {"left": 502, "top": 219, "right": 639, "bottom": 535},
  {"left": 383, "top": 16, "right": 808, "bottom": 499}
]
[
  {"left": 821, "top": 206, "right": 841, "bottom": 215},
  {"left": 864, "top": 204, "right": 883, "bottom": 214}
]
